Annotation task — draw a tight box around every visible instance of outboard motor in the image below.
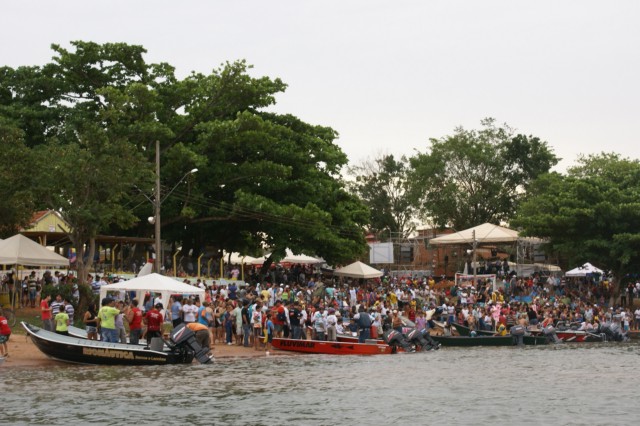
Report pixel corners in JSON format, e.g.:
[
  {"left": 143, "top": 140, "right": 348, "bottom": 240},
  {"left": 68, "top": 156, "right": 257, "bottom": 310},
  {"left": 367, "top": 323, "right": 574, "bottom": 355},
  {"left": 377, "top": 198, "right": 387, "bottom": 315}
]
[
  {"left": 542, "top": 325, "right": 563, "bottom": 344},
  {"left": 418, "top": 328, "right": 441, "bottom": 350},
  {"left": 383, "top": 328, "right": 415, "bottom": 353},
  {"left": 600, "top": 321, "right": 629, "bottom": 342},
  {"left": 510, "top": 325, "right": 526, "bottom": 346},
  {"left": 170, "top": 324, "right": 214, "bottom": 364},
  {"left": 404, "top": 328, "right": 439, "bottom": 351}
]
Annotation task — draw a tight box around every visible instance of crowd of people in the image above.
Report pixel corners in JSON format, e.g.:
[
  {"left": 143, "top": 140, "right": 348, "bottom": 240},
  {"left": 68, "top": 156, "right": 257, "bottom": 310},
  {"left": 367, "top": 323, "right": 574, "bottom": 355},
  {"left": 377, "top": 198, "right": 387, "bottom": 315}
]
[
  {"left": 91, "top": 269, "right": 640, "bottom": 351},
  {"left": 4, "top": 265, "right": 640, "bottom": 354}
]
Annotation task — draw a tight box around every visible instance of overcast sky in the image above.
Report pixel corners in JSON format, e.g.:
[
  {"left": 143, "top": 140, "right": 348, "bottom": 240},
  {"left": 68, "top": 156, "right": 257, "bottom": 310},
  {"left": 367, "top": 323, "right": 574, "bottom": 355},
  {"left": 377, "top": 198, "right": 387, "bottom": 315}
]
[{"left": 3, "top": 1, "right": 639, "bottom": 172}]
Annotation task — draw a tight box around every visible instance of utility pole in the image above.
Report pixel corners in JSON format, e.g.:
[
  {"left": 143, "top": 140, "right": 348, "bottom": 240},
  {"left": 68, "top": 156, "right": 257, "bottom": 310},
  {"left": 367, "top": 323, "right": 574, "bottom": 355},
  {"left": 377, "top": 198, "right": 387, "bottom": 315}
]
[{"left": 154, "top": 140, "right": 161, "bottom": 274}]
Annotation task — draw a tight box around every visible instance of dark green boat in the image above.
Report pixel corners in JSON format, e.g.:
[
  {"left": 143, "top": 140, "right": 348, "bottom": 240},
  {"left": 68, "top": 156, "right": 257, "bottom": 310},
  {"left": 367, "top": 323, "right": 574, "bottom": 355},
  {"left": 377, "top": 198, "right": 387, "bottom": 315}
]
[
  {"left": 449, "top": 323, "right": 547, "bottom": 346},
  {"left": 432, "top": 334, "right": 546, "bottom": 346},
  {"left": 432, "top": 335, "right": 514, "bottom": 346}
]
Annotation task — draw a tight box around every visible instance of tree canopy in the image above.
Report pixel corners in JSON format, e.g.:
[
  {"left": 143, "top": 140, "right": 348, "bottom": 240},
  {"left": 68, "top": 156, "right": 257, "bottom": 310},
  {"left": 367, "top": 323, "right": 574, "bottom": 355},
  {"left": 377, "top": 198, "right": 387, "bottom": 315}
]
[
  {"left": 410, "top": 118, "right": 559, "bottom": 230},
  {"left": 0, "top": 41, "right": 369, "bottom": 274},
  {"left": 347, "top": 154, "right": 417, "bottom": 240},
  {"left": 513, "top": 153, "right": 640, "bottom": 289}
]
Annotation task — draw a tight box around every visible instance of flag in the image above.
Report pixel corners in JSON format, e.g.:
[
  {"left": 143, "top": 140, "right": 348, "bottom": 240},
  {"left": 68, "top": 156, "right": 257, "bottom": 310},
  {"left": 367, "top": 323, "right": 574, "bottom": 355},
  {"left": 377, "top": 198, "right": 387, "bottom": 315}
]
[{"left": 69, "top": 248, "right": 77, "bottom": 264}]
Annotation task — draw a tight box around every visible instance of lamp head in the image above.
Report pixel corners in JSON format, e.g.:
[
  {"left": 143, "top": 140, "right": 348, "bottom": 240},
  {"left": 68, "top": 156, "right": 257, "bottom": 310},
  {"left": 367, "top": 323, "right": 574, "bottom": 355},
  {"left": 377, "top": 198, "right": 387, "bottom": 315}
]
[
  {"left": 190, "top": 168, "right": 198, "bottom": 174},
  {"left": 148, "top": 216, "right": 156, "bottom": 225}
]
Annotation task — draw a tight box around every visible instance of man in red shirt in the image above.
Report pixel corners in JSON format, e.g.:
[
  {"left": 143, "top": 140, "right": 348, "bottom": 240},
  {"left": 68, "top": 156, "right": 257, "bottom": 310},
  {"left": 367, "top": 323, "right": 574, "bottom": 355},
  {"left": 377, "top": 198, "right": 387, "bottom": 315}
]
[
  {"left": 0, "top": 313, "right": 11, "bottom": 357},
  {"left": 144, "top": 303, "right": 164, "bottom": 346},
  {"left": 40, "top": 294, "right": 53, "bottom": 331},
  {"left": 272, "top": 300, "right": 285, "bottom": 338},
  {"left": 127, "top": 299, "right": 144, "bottom": 345}
]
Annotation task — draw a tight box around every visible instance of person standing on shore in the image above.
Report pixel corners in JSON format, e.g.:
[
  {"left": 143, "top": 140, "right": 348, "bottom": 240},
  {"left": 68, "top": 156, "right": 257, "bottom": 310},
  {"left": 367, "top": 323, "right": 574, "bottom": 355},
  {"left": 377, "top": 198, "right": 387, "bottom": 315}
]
[
  {"left": 0, "top": 312, "right": 11, "bottom": 357},
  {"left": 115, "top": 301, "right": 127, "bottom": 344},
  {"left": 83, "top": 303, "right": 99, "bottom": 340},
  {"left": 170, "top": 296, "right": 183, "bottom": 328},
  {"left": 50, "top": 294, "right": 63, "bottom": 319},
  {"left": 182, "top": 298, "right": 198, "bottom": 324},
  {"left": 232, "top": 302, "right": 243, "bottom": 345},
  {"left": 127, "top": 299, "right": 143, "bottom": 345},
  {"left": 40, "top": 294, "right": 53, "bottom": 331},
  {"left": 241, "top": 300, "right": 251, "bottom": 347},
  {"left": 97, "top": 297, "right": 120, "bottom": 343},
  {"left": 54, "top": 307, "right": 70, "bottom": 336},
  {"left": 144, "top": 303, "right": 164, "bottom": 346},
  {"left": 251, "top": 301, "right": 263, "bottom": 351},
  {"left": 265, "top": 313, "right": 275, "bottom": 352}
]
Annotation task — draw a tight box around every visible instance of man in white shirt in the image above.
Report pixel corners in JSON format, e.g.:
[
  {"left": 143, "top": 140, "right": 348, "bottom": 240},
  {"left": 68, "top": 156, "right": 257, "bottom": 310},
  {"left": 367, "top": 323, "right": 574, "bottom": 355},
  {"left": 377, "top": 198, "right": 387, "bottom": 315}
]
[
  {"left": 299, "top": 307, "right": 308, "bottom": 339},
  {"left": 182, "top": 299, "right": 198, "bottom": 323}
]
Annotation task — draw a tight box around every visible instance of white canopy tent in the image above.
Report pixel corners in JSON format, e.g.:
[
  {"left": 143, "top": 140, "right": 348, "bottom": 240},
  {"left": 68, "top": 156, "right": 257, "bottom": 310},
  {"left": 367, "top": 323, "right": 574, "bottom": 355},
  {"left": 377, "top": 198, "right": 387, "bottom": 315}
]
[
  {"left": 281, "top": 249, "right": 324, "bottom": 264},
  {"left": 565, "top": 262, "right": 604, "bottom": 277},
  {"left": 0, "top": 234, "right": 69, "bottom": 267},
  {"left": 222, "top": 251, "right": 257, "bottom": 265},
  {"left": 99, "top": 273, "right": 205, "bottom": 308},
  {"left": 429, "top": 223, "right": 520, "bottom": 245},
  {"left": 249, "top": 254, "right": 270, "bottom": 266},
  {"left": 334, "top": 261, "right": 383, "bottom": 279}
]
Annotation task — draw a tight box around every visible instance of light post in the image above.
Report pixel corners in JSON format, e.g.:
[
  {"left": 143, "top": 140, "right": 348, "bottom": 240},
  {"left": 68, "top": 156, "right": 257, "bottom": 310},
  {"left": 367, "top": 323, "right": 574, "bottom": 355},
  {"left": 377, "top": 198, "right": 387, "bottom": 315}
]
[{"left": 152, "top": 140, "right": 197, "bottom": 274}]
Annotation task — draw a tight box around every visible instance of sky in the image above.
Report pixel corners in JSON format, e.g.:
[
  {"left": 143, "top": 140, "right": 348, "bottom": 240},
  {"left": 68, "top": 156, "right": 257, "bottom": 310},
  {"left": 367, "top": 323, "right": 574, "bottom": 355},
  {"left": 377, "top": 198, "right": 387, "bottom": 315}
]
[{"left": 3, "top": 1, "right": 639, "bottom": 172}]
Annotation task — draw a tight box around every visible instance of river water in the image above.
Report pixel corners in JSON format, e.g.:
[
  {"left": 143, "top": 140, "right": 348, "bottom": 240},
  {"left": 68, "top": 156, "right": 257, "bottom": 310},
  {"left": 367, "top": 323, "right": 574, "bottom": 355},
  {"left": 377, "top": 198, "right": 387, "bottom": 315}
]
[{"left": 2, "top": 342, "right": 640, "bottom": 425}]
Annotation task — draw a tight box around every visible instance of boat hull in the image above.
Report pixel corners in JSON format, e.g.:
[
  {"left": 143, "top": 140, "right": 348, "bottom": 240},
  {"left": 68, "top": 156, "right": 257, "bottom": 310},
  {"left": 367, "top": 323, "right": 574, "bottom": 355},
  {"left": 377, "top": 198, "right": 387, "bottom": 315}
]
[
  {"left": 431, "top": 335, "right": 515, "bottom": 346},
  {"left": 272, "top": 338, "right": 392, "bottom": 355},
  {"left": 338, "top": 330, "right": 546, "bottom": 347},
  {"left": 22, "top": 322, "right": 194, "bottom": 365}
]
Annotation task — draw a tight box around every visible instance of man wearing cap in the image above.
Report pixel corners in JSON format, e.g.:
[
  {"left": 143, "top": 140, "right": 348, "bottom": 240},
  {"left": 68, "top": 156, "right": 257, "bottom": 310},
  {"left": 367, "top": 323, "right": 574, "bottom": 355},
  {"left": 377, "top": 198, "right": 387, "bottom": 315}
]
[
  {"left": 97, "top": 297, "right": 121, "bottom": 343},
  {"left": 144, "top": 303, "right": 164, "bottom": 346},
  {"left": 354, "top": 306, "right": 373, "bottom": 343}
]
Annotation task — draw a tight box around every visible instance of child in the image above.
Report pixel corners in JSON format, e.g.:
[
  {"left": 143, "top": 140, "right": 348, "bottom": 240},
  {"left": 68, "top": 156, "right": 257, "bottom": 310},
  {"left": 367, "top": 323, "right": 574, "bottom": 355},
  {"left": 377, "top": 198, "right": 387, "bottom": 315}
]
[
  {"left": 265, "top": 313, "right": 275, "bottom": 352},
  {"left": 55, "top": 307, "right": 70, "bottom": 336},
  {"left": 0, "top": 313, "right": 11, "bottom": 357}
]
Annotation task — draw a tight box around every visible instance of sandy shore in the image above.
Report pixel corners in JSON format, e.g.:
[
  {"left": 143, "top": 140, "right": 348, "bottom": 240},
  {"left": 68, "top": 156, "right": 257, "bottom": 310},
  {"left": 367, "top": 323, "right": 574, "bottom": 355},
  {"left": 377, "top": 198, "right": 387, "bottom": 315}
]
[{"left": 0, "top": 332, "right": 287, "bottom": 369}]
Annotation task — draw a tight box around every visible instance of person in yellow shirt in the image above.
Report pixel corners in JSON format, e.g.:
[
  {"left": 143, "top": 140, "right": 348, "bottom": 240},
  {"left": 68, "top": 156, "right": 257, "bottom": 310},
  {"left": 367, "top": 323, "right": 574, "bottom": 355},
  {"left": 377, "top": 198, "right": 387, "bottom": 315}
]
[
  {"left": 389, "top": 292, "right": 398, "bottom": 309},
  {"left": 97, "top": 297, "right": 121, "bottom": 343},
  {"left": 55, "top": 309, "right": 70, "bottom": 336}
]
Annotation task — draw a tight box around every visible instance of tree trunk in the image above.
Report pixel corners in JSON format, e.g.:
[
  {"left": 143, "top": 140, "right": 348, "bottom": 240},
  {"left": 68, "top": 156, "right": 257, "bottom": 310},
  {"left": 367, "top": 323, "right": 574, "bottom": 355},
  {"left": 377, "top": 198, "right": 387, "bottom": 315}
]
[{"left": 70, "top": 232, "right": 97, "bottom": 319}]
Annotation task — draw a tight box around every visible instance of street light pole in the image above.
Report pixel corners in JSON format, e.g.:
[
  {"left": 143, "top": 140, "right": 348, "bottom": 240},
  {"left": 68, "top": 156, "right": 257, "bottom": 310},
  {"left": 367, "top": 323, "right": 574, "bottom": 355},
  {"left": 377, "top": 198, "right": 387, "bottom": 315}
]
[
  {"left": 152, "top": 140, "right": 197, "bottom": 275},
  {"left": 155, "top": 140, "right": 162, "bottom": 274}
]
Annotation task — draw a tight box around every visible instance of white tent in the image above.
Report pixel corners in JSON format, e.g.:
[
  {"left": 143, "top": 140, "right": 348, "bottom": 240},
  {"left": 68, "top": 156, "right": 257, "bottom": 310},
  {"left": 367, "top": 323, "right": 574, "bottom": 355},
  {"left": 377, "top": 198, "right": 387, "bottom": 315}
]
[
  {"left": 281, "top": 249, "right": 324, "bottom": 264},
  {"left": 0, "top": 234, "right": 69, "bottom": 267},
  {"left": 334, "top": 261, "right": 383, "bottom": 279},
  {"left": 249, "top": 254, "right": 270, "bottom": 265},
  {"left": 565, "top": 262, "right": 604, "bottom": 277},
  {"left": 429, "top": 223, "right": 520, "bottom": 245},
  {"left": 99, "top": 273, "right": 205, "bottom": 307},
  {"left": 222, "top": 251, "right": 257, "bottom": 265}
]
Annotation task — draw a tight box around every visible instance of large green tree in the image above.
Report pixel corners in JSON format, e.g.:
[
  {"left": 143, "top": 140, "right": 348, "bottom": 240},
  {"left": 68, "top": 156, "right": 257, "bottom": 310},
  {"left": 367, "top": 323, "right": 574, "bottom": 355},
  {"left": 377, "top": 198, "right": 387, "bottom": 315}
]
[
  {"left": 347, "top": 154, "right": 417, "bottom": 240},
  {"left": 410, "top": 118, "right": 559, "bottom": 229},
  {"left": 0, "top": 118, "right": 36, "bottom": 237},
  {"left": 0, "top": 42, "right": 159, "bottom": 292},
  {"left": 513, "top": 153, "right": 640, "bottom": 295},
  {"left": 0, "top": 41, "right": 369, "bottom": 278}
]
